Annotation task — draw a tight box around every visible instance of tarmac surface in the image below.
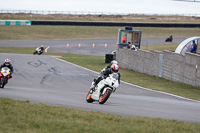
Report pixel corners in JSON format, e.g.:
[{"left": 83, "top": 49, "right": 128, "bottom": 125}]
[
  {"left": 0, "top": 53, "right": 200, "bottom": 124},
  {"left": 0, "top": 37, "right": 188, "bottom": 56}
]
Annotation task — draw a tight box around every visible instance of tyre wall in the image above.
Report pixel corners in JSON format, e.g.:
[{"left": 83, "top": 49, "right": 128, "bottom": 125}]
[{"left": 31, "top": 21, "right": 200, "bottom": 27}]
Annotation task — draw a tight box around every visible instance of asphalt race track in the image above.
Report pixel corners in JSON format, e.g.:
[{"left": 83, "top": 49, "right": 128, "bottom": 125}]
[
  {"left": 0, "top": 37, "right": 188, "bottom": 56},
  {"left": 0, "top": 53, "right": 200, "bottom": 124}
]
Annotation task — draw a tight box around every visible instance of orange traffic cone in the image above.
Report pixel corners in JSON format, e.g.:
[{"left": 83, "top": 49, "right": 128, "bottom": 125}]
[
  {"left": 92, "top": 43, "right": 95, "bottom": 48},
  {"left": 105, "top": 43, "right": 107, "bottom": 48},
  {"left": 78, "top": 43, "right": 81, "bottom": 48},
  {"left": 67, "top": 43, "right": 69, "bottom": 48}
]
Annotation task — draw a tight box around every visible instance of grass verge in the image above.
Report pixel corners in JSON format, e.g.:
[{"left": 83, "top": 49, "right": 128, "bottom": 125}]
[
  {"left": 0, "top": 26, "right": 200, "bottom": 40},
  {"left": 0, "top": 97, "right": 200, "bottom": 133},
  {"left": 141, "top": 43, "right": 179, "bottom": 51}
]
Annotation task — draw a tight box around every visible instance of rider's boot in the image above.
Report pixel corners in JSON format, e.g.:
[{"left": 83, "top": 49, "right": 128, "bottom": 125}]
[{"left": 90, "top": 79, "right": 96, "bottom": 92}]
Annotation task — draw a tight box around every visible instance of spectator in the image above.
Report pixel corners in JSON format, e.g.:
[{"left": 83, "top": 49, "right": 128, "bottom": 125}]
[
  {"left": 126, "top": 42, "right": 137, "bottom": 50},
  {"left": 191, "top": 40, "right": 197, "bottom": 54},
  {"left": 126, "top": 42, "right": 132, "bottom": 49},
  {"left": 122, "top": 34, "right": 126, "bottom": 43}
]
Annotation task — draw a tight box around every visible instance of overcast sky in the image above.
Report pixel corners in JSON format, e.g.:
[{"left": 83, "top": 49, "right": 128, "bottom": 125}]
[{"left": 0, "top": 0, "right": 200, "bottom": 16}]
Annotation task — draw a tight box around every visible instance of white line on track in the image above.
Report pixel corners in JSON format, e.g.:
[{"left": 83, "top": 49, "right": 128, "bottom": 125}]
[{"left": 55, "top": 57, "right": 200, "bottom": 103}]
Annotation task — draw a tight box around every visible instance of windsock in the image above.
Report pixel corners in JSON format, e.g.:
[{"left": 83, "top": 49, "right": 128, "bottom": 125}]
[
  {"left": 67, "top": 43, "right": 69, "bottom": 48},
  {"left": 78, "top": 43, "right": 81, "bottom": 48}
]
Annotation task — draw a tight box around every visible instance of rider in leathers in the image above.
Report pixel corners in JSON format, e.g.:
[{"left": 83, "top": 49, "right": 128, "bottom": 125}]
[
  {"left": 91, "top": 64, "right": 120, "bottom": 90},
  {"left": 0, "top": 58, "right": 14, "bottom": 78},
  {"left": 101, "top": 60, "right": 118, "bottom": 74}
]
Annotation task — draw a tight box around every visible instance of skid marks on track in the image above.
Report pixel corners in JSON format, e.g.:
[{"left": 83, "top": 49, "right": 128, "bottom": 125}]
[
  {"left": 40, "top": 66, "right": 61, "bottom": 84},
  {"left": 27, "top": 59, "right": 61, "bottom": 84},
  {"left": 27, "top": 59, "right": 47, "bottom": 67}
]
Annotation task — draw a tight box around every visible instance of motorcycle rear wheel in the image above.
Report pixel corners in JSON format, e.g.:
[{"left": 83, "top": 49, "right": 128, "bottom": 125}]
[
  {"left": 99, "top": 89, "right": 112, "bottom": 104},
  {"left": 86, "top": 91, "right": 94, "bottom": 103}
]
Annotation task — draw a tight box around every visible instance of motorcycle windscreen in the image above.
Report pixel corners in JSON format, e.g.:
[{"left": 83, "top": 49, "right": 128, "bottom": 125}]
[{"left": 111, "top": 73, "right": 119, "bottom": 80}]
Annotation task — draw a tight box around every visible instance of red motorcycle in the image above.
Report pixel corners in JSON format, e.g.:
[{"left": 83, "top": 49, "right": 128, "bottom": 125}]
[{"left": 0, "top": 67, "right": 11, "bottom": 88}]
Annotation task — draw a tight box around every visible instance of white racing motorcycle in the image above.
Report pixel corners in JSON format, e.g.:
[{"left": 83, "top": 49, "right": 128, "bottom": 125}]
[
  {"left": 33, "top": 47, "right": 43, "bottom": 55},
  {"left": 86, "top": 73, "right": 119, "bottom": 104},
  {"left": 33, "top": 46, "right": 49, "bottom": 55}
]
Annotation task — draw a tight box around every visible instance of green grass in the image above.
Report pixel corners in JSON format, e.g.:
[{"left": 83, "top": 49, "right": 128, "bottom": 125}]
[
  {"left": 0, "top": 26, "right": 200, "bottom": 40},
  {"left": 0, "top": 47, "right": 35, "bottom": 54},
  {"left": 139, "top": 27, "right": 200, "bottom": 37},
  {"left": 0, "top": 97, "right": 200, "bottom": 133},
  {"left": 141, "top": 43, "right": 179, "bottom": 51}
]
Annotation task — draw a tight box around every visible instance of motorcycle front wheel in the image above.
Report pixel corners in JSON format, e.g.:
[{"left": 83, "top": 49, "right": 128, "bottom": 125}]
[
  {"left": 99, "top": 89, "right": 112, "bottom": 104},
  {"left": 1, "top": 77, "right": 5, "bottom": 88},
  {"left": 86, "top": 91, "right": 94, "bottom": 103},
  {"left": 33, "top": 51, "right": 37, "bottom": 55}
]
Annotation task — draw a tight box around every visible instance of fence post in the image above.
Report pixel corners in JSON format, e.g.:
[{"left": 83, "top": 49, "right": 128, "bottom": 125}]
[{"left": 159, "top": 54, "right": 163, "bottom": 77}]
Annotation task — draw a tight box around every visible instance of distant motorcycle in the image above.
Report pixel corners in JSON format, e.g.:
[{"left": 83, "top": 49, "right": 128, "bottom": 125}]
[
  {"left": 165, "top": 35, "right": 173, "bottom": 42},
  {"left": 33, "top": 47, "right": 44, "bottom": 55},
  {"left": 86, "top": 73, "right": 120, "bottom": 104},
  {"left": 33, "top": 46, "right": 49, "bottom": 55},
  {"left": 0, "top": 67, "right": 11, "bottom": 88}
]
